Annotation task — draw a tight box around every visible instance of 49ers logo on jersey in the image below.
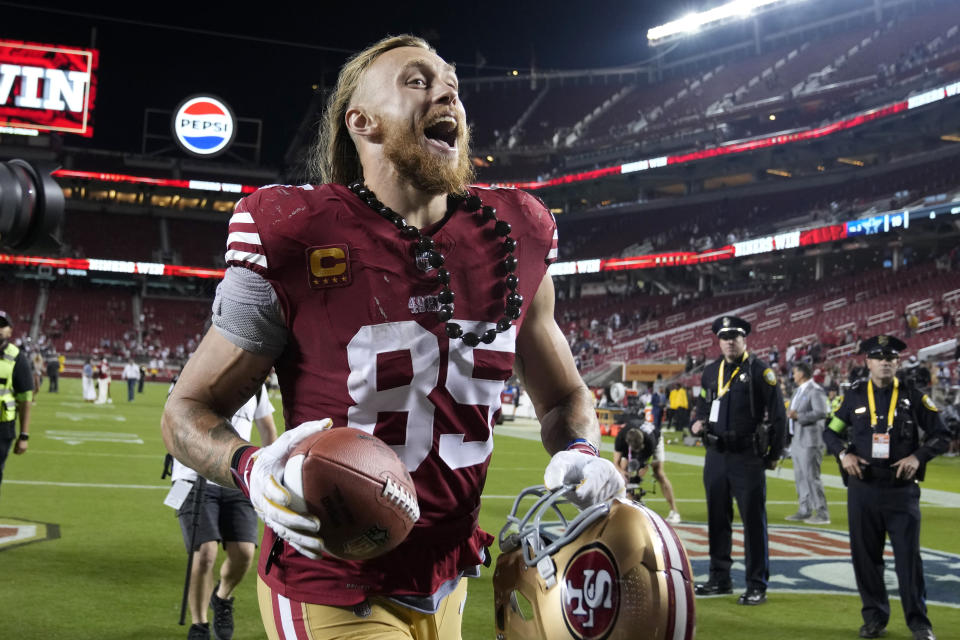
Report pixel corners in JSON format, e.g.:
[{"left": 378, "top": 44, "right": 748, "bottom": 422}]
[
  {"left": 307, "top": 245, "right": 351, "bottom": 289},
  {"left": 561, "top": 543, "right": 620, "bottom": 639}
]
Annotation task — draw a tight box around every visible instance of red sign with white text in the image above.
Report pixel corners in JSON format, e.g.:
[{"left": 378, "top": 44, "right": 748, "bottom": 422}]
[{"left": 0, "top": 39, "right": 98, "bottom": 136}]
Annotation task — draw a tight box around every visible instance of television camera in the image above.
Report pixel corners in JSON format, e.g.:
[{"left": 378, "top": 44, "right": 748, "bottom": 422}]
[{"left": 0, "top": 159, "right": 64, "bottom": 251}]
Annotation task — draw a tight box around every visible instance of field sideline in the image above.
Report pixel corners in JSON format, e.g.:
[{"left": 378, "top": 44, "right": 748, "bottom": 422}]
[{"left": 0, "top": 378, "right": 957, "bottom": 639}]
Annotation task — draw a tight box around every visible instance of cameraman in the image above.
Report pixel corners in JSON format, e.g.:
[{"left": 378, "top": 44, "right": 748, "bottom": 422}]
[{"left": 613, "top": 411, "right": 682, "bottom": 524}]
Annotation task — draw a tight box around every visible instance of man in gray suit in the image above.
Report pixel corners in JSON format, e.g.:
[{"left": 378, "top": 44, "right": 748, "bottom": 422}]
[{"left": 785, "top": 361, "right": 831, "bottom": 524}]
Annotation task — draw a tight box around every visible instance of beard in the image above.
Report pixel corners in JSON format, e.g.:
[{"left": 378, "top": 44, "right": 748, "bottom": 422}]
[{"left": 380, "top": 113, "right": 475, "bottom": 195}]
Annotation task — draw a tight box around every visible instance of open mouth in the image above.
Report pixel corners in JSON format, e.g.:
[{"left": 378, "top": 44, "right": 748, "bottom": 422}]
[{"left": 423, "top": 116, "right": 459, "bottom": 150}]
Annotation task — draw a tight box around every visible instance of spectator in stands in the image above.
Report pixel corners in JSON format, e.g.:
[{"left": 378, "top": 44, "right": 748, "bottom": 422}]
[
  {"left": 809, "top": 340, "right": 822, "bottom": 364},
  {"left": 906, "top": 311, "right": 919, "bottom": 337}
]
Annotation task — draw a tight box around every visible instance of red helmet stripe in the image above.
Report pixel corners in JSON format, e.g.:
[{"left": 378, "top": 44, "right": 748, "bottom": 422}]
[{"left": 640, "top": 504, "right": 695, "bottom": 639}]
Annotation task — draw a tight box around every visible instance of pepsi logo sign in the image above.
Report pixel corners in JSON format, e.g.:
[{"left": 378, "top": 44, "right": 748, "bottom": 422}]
[
  {"left": 172, "top": 95, "right": 235, "bottom": 157},
  {"left": 562, "top": 544, "right": 620, "bottom": 640}
]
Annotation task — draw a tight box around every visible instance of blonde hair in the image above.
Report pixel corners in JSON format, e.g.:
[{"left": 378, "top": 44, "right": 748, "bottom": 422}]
[{"left": 310, "top": 34, "right": 434, "bottom": 185}]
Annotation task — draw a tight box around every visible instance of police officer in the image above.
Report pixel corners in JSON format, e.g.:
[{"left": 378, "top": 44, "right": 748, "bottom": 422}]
[
  {"left": 691, "top": 315, "right": 786, "bottom": 605},
  {"left": 825, "top": 335, "right": 949, "bottom": 640},
  {"left": 0, "top": 310, "right": 34, "bottom": 496}
]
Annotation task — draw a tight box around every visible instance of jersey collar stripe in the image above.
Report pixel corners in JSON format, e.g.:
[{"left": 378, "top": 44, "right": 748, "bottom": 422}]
[
  {"left": 229, "top": 210, "right": 255, "bottom": 225},
  {"left": 227, "top": 231, "right": 262, "bottom": 246},
  {"left": 225, "top": 249, "right": 267, "bottom": 267}
]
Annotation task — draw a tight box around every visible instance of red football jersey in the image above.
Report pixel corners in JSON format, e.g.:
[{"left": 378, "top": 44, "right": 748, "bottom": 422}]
[{"left": 227, "top": 183, "right": 557, "bottom": 605}]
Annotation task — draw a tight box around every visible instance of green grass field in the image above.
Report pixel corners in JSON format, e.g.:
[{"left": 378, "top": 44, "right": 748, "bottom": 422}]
[{"left": 1, "top": 378, "right": 957, "bottom": 639}]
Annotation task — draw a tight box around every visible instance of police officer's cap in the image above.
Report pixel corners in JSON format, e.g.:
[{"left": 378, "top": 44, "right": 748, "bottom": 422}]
[
  {"left": 0, "top": 310, "right": 10, "bottom": 327},
  {"left": 711, "top": 315, "right": 751, "bottom": 338},
  {"left": 859, "top": 334, "right": 907, "bottom": 358}
]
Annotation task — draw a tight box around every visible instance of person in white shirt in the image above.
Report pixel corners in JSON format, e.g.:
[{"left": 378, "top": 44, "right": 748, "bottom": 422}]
[
  {"left": 785, "top": 361, "right": 831, "bottom": 524},
  {"left": 171, "top": 384, "right": 277, "bottom": 640},
  {"left": 95, "top": 358, "right": 111, "bottom": 404},
  {"left": 122, "top": 360, "right": 140, "bottom": 402}
]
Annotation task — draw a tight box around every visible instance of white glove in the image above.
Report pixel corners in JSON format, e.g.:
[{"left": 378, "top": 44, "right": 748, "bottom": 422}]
[
  {"left": 248, "top": 419, "right": 332, "bottom": 559},
  {"left": 544, "top": 450, "right": 626, "bottom": 510}
]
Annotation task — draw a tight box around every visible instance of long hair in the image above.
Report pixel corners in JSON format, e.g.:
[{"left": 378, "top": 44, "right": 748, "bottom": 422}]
[{"left": 310, "top": 34, "right": 434, "bottom": 185}]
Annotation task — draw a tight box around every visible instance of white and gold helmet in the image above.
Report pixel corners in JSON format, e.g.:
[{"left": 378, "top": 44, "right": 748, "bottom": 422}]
[{"left": 493, "top": 486, "right": 695, "bottom": 640}]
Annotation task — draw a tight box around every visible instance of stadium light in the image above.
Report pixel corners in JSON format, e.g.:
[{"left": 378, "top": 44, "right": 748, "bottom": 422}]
[{"left": 647, "top": 0, "right": 804, "bottom": 45}]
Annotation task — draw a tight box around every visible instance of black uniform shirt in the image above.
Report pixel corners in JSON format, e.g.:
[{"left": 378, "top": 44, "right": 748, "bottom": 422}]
[
  {"left": 826, "top": 378, "right": 950, "bottom": 476},
  {"left": 695, "top": 352, "right": 786, "bottom": 460},
  {"left": 12, "top": 350, "right": 33, "bottom": 393}
]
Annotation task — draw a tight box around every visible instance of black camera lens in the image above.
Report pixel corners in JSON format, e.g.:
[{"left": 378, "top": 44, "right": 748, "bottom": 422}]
[{"left": 0, "top": 159, "right": 65, "bottom": 250}]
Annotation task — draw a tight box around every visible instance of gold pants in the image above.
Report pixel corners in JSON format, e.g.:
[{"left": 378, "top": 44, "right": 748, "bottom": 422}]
[{"left": 257, "top": 576, "right": 467, "bottom": 640}]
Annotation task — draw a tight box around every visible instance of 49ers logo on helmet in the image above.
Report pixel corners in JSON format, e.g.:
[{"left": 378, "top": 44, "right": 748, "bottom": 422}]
[{"left": 561, "top": 543, "right": 620, "bottom": 639}]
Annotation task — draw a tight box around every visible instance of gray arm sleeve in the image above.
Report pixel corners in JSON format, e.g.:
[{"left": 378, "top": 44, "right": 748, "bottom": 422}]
[{"left": 211, "top": 266, "right": 287, "bottom": 358}]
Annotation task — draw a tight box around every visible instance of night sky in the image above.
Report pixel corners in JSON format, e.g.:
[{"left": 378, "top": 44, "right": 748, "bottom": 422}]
[{"left": 3, "top": 0, "right": 694, "bottom": 167}]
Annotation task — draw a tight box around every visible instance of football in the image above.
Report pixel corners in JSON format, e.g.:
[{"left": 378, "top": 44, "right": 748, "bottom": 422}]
[{"left": 283, "top": 427, "right": 419, "bottom": 561}]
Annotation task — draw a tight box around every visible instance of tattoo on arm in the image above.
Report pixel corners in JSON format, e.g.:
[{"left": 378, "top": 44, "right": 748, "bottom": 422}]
[{"left": 167, "top": 403, "right": 243, "bottom": 487}]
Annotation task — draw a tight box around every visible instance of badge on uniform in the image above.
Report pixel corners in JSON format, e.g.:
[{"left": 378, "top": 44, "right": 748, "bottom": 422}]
[
  {"left": 763, "top": 368, "right": 777, "bottom": 386},
  {"left": 921, "top": 394, "right": 939, "bottom": 412},
  {"left": 872, "top": 433, "right": 890, "bottom": 459}
]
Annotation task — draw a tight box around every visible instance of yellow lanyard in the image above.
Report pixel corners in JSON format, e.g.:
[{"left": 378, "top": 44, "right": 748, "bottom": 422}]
[
  {"left": 717, "top": 352, "right": 748, "bottom": 398},
  {"left": 867, "top": 377, "right": 898, "bottom": 431}
]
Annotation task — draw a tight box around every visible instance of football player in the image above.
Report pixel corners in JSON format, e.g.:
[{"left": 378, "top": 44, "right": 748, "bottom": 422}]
[{"left": 162, "top": 34, "right": 624, "bottom": 640}]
